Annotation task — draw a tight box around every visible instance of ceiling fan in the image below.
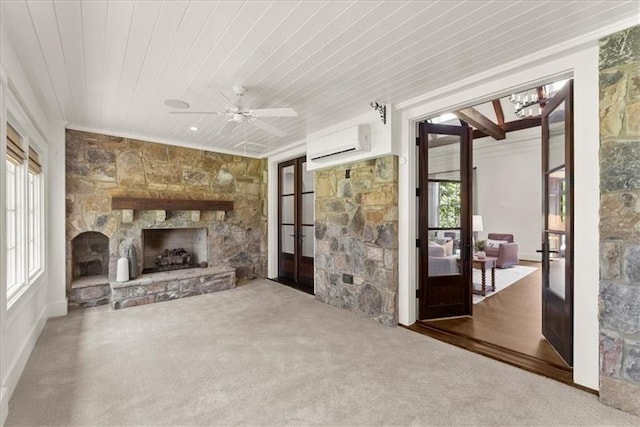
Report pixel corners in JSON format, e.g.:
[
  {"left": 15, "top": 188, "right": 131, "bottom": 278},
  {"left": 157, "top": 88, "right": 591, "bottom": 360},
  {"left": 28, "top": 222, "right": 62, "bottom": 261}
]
[{"left": 166, "top": 85, "right": 297, "bottom": 137}]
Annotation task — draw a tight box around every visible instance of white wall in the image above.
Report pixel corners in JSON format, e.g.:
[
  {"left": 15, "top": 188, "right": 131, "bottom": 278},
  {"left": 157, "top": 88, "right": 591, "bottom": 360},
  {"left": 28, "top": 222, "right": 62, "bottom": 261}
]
[
  {"left": 0, "top": 26, "right": 66, "bottom": 426},
  {"left": 396, "top": 40, "right": 608, "bottom": 391},
  {"left": 473, "top": 129, "right": 542, "bottom": 261}
]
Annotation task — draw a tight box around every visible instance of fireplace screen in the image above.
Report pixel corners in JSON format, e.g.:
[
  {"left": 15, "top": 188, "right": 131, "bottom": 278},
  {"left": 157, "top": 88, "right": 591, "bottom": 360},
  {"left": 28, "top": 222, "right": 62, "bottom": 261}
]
[{"left": 142, "top": 228, "right": 207, "bottom": 274}]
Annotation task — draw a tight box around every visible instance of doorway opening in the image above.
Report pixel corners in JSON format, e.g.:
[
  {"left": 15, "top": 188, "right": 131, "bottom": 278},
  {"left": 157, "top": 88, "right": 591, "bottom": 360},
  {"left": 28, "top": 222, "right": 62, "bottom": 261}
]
[
  {"left": 411, "top": 78, "right": 575, "bottom": 384},
  {"left": 276, "top": 155, "right": 315, "bottom": 295}
]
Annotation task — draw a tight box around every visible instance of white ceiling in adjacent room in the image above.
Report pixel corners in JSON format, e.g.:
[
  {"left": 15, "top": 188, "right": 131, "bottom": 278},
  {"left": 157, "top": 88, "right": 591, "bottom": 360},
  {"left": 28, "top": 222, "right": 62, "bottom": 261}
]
[{"left": 1, "top": 1, "right": 638, "bottom": 156}]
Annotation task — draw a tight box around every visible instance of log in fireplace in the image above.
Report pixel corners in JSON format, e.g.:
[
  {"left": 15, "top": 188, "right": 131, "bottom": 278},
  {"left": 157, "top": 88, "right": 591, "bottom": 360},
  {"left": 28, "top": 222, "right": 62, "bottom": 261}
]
[{"left": 142, "top": 228, "right": 207, "bottom": 274}]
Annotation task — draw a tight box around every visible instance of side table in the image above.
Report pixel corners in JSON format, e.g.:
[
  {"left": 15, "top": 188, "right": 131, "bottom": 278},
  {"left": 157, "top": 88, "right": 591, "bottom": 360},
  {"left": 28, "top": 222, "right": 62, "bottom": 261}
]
[{"left": 472, "top": 256, "right": 496, "bottom": 296}]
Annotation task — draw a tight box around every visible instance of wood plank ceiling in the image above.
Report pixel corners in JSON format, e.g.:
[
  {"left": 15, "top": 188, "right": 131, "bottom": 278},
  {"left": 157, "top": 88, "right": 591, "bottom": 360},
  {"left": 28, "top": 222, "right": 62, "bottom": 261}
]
[{"left": 1, "top": 1, "right": 638, "bottom": 157}]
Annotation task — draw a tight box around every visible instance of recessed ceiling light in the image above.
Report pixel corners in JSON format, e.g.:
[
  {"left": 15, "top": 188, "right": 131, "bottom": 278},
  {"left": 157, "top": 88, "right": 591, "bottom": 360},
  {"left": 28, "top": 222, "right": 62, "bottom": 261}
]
[
  {"left": 189, "top": 126, "right": 198, "bottom": 131},
  {"left": 164, "top": 98, "right": 190, "bottom": 109}
]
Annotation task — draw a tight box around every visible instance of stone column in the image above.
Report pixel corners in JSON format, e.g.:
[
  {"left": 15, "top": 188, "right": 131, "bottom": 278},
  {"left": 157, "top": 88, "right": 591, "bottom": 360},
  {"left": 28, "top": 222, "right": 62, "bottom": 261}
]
[
  {"left": 598, "top": 24, "right": 640, "bottom": 416},
  {"left": 315, "top": 156, "right": 399, "bottom": 326}
]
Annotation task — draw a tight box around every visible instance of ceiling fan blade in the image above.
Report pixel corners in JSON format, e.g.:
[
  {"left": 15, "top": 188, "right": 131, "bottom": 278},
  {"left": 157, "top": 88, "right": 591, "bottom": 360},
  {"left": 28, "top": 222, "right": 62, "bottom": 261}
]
[
  {"left": 218, "top": 120, "right": 238, "bottom": 135},
  {"left": 251, "top": 118, "right": 287, "bottom": 137},
  {"left": 169, "top": 111, "right": 222, "bottom": 115},
  {"left": 248, "top": 108, "right": 298, "bottom": 118}
]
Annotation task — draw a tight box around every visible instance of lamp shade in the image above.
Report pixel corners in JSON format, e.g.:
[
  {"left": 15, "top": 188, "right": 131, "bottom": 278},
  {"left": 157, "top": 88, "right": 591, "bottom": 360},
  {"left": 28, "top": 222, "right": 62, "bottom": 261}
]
[{"left": 472, "top": 215, "right": 484, "bottom": 232}]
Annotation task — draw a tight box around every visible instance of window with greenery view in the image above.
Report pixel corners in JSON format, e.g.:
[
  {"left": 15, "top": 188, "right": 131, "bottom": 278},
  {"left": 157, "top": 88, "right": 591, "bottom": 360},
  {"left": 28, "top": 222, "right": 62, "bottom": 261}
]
[{"left": 438, "top": 181, "right": 461, "bottom": 228}]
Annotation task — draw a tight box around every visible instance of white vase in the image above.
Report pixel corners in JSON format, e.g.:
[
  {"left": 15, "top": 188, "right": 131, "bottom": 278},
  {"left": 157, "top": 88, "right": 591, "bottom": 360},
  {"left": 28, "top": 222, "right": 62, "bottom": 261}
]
[
  {"left": 116, "top": 257, "right": 129, "bottom": 282},
  {"left": 476, "top": 251, "right": 486, "bottom": 259}
]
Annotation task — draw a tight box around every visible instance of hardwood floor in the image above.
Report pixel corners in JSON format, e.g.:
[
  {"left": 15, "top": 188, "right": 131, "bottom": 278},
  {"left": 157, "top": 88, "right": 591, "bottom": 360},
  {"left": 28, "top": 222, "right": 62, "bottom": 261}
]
[{"left": 410, "top": 261, "right": 574, "bottom": 384}]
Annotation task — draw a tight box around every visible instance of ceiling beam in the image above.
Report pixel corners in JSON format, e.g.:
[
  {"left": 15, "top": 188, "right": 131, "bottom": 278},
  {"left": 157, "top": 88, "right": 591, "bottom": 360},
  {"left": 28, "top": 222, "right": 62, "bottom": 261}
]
[
  {"left": 473, "top": 116, "right": 542, "bottom": 139},
  {"left": 492, "top": 99, "right": 505, "bottom": 125},
  {"left": 455, "top": 107, "right": 506, "bottom": 140}
]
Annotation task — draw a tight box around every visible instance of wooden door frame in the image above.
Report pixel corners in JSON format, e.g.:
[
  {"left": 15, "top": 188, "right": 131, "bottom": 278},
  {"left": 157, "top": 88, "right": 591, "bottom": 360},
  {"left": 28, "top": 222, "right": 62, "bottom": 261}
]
[
  {"left": 541, "top": 80, "right": 574, "bottom": 366},
  {"left": 277, "top": 155, "right": 314, "bottom": 291},
  {"left": 417, "top": 121, "right": 473, "bottom": 320},
  {"left": 277, "top": 158, "right": 298, "bottom": 283}
]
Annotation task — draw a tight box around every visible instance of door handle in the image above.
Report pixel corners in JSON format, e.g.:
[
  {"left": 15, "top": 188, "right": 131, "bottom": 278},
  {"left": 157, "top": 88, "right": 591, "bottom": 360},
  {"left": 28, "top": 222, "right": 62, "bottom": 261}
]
[
  {"left": 536, "top": 249, "right": 559, "bottom": 253},
  {"left": 290, "top": 234, "right": 306, "bottom": 243}
]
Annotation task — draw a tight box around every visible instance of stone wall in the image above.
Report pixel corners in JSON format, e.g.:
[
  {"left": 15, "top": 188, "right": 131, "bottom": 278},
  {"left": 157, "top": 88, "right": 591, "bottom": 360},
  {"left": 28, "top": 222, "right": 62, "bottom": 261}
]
[
  {"left": 598, "top": 25, "right": 640, "bottom": 416},
  {"left": 65, "top": 129, "right": 267, "bottom": 291},
  {"left": 314, "top": 156, "right": 398, "bottom": 326}
]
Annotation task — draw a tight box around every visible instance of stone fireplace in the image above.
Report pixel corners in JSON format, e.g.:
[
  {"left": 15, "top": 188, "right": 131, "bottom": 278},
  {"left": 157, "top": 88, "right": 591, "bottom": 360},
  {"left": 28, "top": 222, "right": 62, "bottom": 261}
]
[
  {"left": 65, "top": 129, "right": 268, "bottom": 308},
  {"left": 142, "top": 227, "right": 207, "bottom": 273}
]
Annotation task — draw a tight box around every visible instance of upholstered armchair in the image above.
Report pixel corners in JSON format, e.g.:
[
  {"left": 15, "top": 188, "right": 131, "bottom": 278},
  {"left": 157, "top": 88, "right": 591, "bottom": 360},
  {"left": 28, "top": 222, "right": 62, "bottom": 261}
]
[{"left": 484, "top": 233, "right": 519, "bottom": 268}]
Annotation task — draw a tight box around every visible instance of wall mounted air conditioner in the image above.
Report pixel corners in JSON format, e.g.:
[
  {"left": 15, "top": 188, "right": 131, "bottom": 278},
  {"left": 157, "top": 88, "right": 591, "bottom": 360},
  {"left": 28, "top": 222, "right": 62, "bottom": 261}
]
[{"left": 307, "top": 124, "right": 371, "bottom": 161}]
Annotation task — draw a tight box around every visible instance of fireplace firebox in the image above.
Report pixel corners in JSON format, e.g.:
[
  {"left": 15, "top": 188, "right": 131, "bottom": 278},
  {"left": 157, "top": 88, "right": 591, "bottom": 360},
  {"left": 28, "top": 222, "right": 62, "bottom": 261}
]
[{"left": 142, "top": 228, "right": 207, "bottom": 274}]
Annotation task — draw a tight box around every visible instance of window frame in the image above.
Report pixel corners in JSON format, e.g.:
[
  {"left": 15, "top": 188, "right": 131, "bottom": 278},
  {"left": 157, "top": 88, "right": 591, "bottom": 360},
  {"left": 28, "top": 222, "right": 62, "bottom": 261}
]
[
  {"left": 4, "top": 106, "right": 47, "bottom": 309},
  {"left": 27, "top": 161, "right": 43, "bottom": 279},
  {"left": 5, "top": 123, "right": 27, "bottom": 302}
]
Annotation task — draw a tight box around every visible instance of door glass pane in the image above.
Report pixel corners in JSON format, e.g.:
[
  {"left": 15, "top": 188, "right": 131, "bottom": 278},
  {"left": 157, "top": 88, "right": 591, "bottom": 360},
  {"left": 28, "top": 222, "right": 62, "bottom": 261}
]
[
  {"left": 281, "top": 165, "right": 295, "bottom": 194},
  {"left": 428, "top": 134, "right": 461, "bottom": 179},
  {"left": 301, "top": 225, "right": 314, "bottom": 257},
  {"left": 427, "top": 229, "right": 461, "bottom": 277},
  {"left": 281, "top": 225, "right": 295, "bottom": 254},
  {"left": 427, "top": 132, "right": 461, "bottom": 229},
  {"left": 426, "top": 130, "right": 462, "bottom": 277},
  {"left": 301, "top": 161, "right": 314, "bottom": 192},
  {"left": 301, "top": 193, "right": 314, "bottom": 224},
  {"left": 548, "top": 101, "right": 565, "bottom": 171},
  {"left": 547, "top": 232, "right": 566, "bottom": 299},
  {"left": 281, "top": 195, "right": 294, "bottom": 224},
  {"left": 427, "top": 181, "right": 461, "bottom": 228},
  {"left": 547, "top": 167, "right": 566, "bottom": 231}
]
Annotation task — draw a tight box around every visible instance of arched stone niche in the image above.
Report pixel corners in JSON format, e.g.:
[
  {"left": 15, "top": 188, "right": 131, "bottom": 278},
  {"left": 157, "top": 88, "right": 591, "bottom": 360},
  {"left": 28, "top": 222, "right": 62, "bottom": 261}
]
[{"left": 71, "top": 231, "right": 109, "bottom": 279}]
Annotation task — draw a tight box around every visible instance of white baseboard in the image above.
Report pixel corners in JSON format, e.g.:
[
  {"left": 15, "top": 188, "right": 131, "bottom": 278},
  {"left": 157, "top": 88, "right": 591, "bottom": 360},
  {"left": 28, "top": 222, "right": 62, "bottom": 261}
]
[
  {"left": 48, "top": 298, "right": 68, "bottom": 318},
  {"left": 1, "top": 304, "right": 48, "bottom": 426}
]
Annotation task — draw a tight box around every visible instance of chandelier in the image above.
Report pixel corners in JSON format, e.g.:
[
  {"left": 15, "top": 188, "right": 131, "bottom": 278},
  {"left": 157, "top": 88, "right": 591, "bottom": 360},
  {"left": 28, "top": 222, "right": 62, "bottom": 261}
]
[
  {"left": 508, "top": 87, "right": 547, "bottom": 118},
  {"left": 508, "top": 79, "right": 567, "bottom": 119}
]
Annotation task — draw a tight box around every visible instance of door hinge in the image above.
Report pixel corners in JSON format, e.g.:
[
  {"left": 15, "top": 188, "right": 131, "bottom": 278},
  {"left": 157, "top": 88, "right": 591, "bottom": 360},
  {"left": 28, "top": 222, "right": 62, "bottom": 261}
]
[
  {"left": 415, "top": 137, "right": 420, "bottom": 146},
  {"left": 416, "top": 239, "right": 421, "bottom": 248},
  {"left": 416, "top": 188, "right": 421, "bottom": 197},
  {"left": 416, "top": 289, "right": 422, "bottom": 298}
]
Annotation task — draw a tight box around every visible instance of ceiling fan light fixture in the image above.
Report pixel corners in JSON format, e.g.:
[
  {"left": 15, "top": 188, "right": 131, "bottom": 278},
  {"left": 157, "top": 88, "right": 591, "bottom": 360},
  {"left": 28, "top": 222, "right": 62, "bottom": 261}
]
[
  {"left": 164, "top": 98, "right": 190, "bottom": 109},
  {"left": 232, "top": 85, "right": 247, "bottom": 97}
]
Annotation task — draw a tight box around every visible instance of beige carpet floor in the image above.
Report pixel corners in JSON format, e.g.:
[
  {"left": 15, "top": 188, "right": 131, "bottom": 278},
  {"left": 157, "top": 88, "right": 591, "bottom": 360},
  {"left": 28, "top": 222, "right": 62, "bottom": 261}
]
[{"left": 6, "top": 279, "right": 638, "bottom": 426}]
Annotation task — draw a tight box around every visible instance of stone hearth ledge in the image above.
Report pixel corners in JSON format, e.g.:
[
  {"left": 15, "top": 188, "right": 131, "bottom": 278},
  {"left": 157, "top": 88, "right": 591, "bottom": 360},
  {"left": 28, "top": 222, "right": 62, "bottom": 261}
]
[{"left": 110, "top": 266, "right": 236, "bottom": 310}]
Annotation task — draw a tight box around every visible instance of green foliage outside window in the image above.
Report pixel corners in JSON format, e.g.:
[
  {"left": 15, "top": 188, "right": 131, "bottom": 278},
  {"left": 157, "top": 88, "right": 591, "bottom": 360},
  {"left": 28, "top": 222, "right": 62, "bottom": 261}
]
[{"left": 439, "top": 182, "right": 461, "bottom": 228}]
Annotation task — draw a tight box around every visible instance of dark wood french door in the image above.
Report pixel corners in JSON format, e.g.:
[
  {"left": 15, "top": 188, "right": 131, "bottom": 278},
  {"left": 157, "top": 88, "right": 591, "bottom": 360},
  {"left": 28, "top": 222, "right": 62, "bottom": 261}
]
[
  {"left": 541, "top": 80, "right": 574, "bottom": 366},
  {"left": 417, "top": 121, "right": 473, "bottom": 319},
  {"left": 278, "top": 156, "right": 314, "bottom": 292}
]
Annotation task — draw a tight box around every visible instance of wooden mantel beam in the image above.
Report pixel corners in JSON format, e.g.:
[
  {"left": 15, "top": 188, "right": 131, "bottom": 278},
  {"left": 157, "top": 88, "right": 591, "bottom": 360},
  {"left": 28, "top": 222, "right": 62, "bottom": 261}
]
[
  {"left": 455, "top": 107, "right": 506, "bottom": 140},
  {"left": 111, "top": 197, "right": 233, "bottom": 211}
]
